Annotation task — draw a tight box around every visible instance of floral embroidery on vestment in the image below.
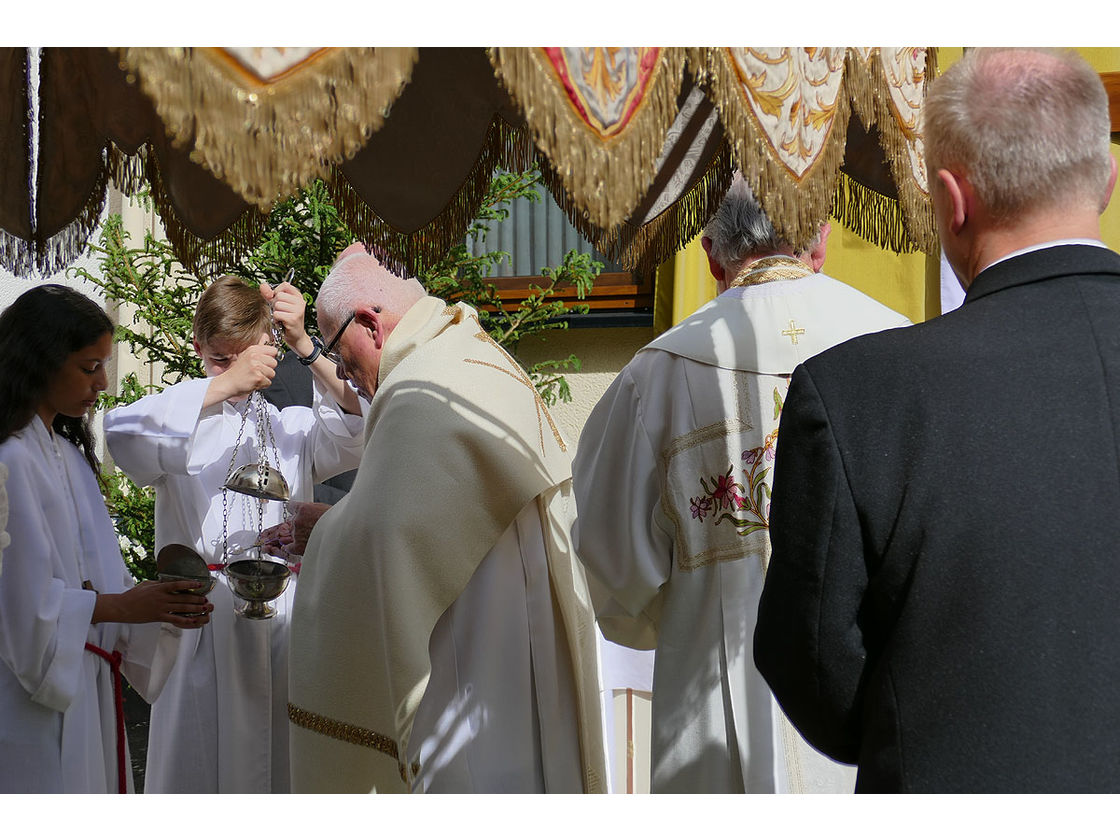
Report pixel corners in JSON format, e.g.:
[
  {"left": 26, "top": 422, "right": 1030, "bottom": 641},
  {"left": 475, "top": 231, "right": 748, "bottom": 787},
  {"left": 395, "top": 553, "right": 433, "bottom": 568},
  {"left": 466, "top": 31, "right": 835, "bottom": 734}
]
[{"left": 689, "top": 428, "right": 778, "bottom": 536}]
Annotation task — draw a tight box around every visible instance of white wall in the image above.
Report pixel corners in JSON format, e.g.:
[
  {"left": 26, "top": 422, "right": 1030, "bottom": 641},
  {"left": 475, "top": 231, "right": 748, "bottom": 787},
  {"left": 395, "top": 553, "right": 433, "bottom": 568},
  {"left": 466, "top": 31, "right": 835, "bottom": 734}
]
[
  {"left": 516, "top": 324, "right": 653, "bottom": 453},
  {"left": 517, "top": 322, "right": 658, "bottom": 792},
  {"left": 0, "top": 223, "right": 109, "bottom": 310},
  {"left": 0, "top": 189, "right": 162, "bottom": 461}
]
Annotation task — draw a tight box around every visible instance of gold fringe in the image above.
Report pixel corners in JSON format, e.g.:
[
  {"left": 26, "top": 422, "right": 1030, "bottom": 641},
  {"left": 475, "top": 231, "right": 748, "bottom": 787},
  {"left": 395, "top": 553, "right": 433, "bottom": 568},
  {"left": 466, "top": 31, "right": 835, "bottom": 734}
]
[
  {"left": 106, "top": 143, "right": 272, "bottom": 278},
  {"left": 830, "top": 170, "right": 919, "bottom": 254},
  {"left": 330, "top": 116, "right": 537, "bottom": 280},
  {"left": 490, "top": 47, "right": 689, "bottom": 233},
  {"left": 595, "top": 139, "right": 735, "bottom": 277},
  {"left": 850, "top": 47, "right": 939, "bottom": 254},
  {"left": 112, "top": 47, "right": 419, "bottom": 211},
  {"left": 690, "top": 47, "right": 853, "bottom": 253},
  {"left": 843, "top": 48, "right": 880, "bottom": 131}
]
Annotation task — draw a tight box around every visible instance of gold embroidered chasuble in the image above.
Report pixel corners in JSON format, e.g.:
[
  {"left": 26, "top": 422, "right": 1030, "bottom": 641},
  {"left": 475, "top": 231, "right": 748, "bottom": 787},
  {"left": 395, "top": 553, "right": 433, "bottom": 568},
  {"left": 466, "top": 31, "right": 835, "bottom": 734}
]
[{"left": 288, "top": 297, "right": 606, "bottom": 793}]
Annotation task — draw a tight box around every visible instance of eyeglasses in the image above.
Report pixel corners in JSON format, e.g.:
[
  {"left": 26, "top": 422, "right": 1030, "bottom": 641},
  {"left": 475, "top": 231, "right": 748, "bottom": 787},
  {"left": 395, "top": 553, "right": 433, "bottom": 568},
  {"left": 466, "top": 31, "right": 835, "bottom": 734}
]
[
  {"left": 321, "top": 311, "right": 356, "bottom": 369},
  {"left": 320, "top": 306, "right": 380, "bottom": 369}
]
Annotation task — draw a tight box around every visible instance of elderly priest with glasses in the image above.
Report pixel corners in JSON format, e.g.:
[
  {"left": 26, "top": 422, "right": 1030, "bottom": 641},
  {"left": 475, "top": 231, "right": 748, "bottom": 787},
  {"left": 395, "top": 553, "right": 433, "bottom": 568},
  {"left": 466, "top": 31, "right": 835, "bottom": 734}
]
[{"left": 271, "top": 244, "right": 607, "bottom": 793}]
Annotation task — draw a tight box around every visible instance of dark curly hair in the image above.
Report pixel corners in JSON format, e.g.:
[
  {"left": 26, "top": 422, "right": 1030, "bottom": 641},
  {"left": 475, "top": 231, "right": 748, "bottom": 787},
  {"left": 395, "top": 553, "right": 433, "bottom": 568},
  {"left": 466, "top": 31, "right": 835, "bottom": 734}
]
[{"left": 0, "top": 285, "right": 114, "bottom": 474}]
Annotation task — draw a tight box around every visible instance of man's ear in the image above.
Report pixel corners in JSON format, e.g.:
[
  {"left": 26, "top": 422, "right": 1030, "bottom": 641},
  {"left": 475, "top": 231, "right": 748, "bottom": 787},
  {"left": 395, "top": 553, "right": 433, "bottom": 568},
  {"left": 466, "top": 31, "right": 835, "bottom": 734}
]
[
  {"left": 353, "top": 305, "right": 383, "bottom": 348},
  {"left": 701, "top": 236, "right": 726, "bottom": 284},
  {"left": 936, "top": 168, "right": 970, "bottom": 235},
  {"left": 1101, "top": 154, "right": 1118, "bottom": 213}
]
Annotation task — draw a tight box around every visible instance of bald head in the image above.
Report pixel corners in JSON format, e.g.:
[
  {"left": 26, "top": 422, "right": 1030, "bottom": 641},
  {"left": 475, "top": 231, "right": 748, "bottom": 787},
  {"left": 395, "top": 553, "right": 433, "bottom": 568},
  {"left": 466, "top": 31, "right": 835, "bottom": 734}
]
[
  {"left": 316, "top": 246, "right": 427, "bottom": 334},
  {"left": 923, "top": 48, "right": 1112, "bottom": 224}
]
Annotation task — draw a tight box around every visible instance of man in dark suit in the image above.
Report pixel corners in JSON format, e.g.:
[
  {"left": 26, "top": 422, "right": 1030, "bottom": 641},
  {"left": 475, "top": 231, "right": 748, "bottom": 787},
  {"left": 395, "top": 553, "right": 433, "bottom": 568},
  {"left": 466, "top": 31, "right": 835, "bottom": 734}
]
[{"left": 753, "top": 48, "right": 1120, "bottom": 792}]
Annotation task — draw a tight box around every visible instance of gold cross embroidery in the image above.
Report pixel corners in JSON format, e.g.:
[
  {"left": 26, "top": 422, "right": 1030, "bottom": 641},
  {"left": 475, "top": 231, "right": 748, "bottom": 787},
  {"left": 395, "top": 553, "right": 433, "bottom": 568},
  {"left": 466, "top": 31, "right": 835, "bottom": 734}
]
[
  {"left": 781, "top": 320, "right": 805, "bottom": 345},
  {"left": 464, "top": 320, "right": 567, "bottom": 453}
]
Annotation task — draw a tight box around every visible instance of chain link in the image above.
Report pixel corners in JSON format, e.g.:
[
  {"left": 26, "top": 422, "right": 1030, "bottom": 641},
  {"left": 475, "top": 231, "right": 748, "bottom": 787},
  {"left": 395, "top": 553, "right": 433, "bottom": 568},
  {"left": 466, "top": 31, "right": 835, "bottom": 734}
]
[
  {"left": 270, "top": 268, "right": 294, "bottom": 362},
  {"left": 220, "top": 391, "right": 290, "bottom": 566}
]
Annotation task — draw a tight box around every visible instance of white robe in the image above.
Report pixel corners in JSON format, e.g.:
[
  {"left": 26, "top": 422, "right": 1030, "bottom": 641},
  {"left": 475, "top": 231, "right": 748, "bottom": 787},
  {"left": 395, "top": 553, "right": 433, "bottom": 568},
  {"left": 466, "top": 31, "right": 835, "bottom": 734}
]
[
  {"left": 0, "top": 417, "right": 179, "bottom": 793},
  {"left": 573, "top": 271, "right": 911, "bottom": 793},
  {"left": 0, "top": 461, "right": 9, "bottom": 575},
  {"left": 104, "top": 377, "right": 365, "bottom": 793},
  {"left": 408, "top": 498, "right": 585, "bottom": 793}
]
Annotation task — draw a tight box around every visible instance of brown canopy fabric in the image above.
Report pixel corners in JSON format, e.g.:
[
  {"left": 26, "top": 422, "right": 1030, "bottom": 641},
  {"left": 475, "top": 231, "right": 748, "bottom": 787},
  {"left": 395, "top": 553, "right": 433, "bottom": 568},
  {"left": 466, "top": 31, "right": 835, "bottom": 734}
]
[
  {"left": 34, "top": 47, "right": 266, "bottom": 277},
  {"left": 2, "top": 46, "right": 938, "bottom": 282},
  {"left": 0, "top": 48, "right": 31, "bottom": 275}
]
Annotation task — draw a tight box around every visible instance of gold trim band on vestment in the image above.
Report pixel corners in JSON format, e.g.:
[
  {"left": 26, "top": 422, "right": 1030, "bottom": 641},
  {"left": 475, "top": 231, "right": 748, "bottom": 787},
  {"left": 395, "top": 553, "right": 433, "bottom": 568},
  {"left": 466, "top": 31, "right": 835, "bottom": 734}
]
[
  {"left": 288, "top": 702, "right": 419, "bottom": 784},
  {"left": 729, "top": 255, "right": 814, "bottom": 287}
]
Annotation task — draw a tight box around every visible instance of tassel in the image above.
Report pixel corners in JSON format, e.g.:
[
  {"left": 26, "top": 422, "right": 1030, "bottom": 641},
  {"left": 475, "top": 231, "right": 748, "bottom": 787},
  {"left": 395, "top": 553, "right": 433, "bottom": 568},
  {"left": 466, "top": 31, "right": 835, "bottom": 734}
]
[
  {"left": 0, "top": 228, "right": 34, "bottom": 277},
  {"left": 846, "top": 47, "right": 936, "bottom": 253},
  {"left": 35, "top": 149, "right": 112, "bottom": 277},
  {"left": 689, "top": 47, "right": 852, "bottom": 253},
  {"left": 107, "top": 143, "right": 271, "bottom": 279}
]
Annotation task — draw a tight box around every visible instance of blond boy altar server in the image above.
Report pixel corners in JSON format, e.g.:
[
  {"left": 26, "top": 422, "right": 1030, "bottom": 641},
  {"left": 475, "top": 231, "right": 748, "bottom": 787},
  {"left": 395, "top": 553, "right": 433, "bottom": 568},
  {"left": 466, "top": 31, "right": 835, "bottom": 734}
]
[
  {"left": 104, "top": 275, "right": 365, "bottom": 793},
  {"left": 282, "top": 246, "right": 606, "bottom": 793},
  {"left": 572, "top": 177, "right": 911, "bottom": 793}
]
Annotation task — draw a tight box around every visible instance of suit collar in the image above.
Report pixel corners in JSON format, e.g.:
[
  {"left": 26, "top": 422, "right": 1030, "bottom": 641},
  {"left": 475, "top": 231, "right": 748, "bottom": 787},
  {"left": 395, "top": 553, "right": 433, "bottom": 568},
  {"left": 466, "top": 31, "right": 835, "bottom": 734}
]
[{"left": 964, "top": 244, "right": 1120, "bottom": 304}]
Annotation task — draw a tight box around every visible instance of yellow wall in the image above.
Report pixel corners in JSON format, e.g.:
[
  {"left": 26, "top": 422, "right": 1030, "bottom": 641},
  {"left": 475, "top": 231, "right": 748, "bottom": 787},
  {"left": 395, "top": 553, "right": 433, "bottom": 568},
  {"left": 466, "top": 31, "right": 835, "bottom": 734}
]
[
  {"left": 1081, "top": 49, "right": 1120, "bottom": 256},
  {"left": 821, "top": 227, "right": 933, "bottom": 324}
]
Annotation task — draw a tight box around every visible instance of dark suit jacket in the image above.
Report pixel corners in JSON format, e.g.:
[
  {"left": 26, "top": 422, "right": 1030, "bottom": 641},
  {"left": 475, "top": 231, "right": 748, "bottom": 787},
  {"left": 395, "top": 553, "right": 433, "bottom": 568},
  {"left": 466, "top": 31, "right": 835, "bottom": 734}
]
[{"left": 754, "top": 245, "right": 1120, "bottom": 792}]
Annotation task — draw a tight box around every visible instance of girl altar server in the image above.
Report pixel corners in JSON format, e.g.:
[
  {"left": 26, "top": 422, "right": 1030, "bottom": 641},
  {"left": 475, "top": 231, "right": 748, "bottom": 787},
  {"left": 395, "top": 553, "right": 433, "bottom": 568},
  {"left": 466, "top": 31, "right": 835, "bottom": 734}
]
[
  {"left": 0, "top": 285, "right": 212, "bottom": 794},
  {"left": 104, "top": 275, "right": 364, "bottom": 793}
]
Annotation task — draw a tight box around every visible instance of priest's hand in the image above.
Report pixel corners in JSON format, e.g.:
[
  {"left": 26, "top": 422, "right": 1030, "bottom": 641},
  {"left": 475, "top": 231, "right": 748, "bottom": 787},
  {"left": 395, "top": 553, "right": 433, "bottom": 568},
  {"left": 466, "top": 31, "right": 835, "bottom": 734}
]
[
  {"left": 92, "top": 580, "right": 214, "bottom": 629},
  {"left": 260, "top": 501, "right": 331, "bottom": 559},
  {"left": 261, "top": 280, "right": 314, "bottom": 358}
]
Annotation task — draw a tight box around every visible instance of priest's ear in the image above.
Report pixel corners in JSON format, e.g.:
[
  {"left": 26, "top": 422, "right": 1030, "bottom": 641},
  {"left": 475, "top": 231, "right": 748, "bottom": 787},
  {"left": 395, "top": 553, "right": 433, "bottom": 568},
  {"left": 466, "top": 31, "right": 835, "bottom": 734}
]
[
  {"left": 701, "top": 236, "right": 726, "bottom": 285},
  {"left": 354, "top": 305, "right": 385, "bottom": 349},
  {"left": 806, "top": 222, "right": 831, "bottom": 273}
]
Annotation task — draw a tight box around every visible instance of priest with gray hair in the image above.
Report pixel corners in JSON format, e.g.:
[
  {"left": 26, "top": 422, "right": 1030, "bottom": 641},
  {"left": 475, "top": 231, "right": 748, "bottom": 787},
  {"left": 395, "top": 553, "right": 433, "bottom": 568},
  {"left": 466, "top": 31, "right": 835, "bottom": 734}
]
[
  {"left": 571, "top": 173, "right": 910, "bottom": 793},
  {"left": 280, "top": 244, "right": 607, "bottom": 793}
]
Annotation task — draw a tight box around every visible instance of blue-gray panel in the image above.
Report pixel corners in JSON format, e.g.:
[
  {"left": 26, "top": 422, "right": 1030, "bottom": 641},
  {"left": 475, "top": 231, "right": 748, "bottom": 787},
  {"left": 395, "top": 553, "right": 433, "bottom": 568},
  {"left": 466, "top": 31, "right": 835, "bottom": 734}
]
[{"left": 468, "top": 178, "right": 623, "bottom": 278}]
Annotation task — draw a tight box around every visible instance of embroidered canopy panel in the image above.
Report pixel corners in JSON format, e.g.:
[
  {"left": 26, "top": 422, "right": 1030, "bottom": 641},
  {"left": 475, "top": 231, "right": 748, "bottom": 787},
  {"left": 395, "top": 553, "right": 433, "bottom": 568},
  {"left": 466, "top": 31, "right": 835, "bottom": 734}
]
[
  {"left": 689, "top": 46, "right": 936, "bottom": 254},
  {"left": 1, "top": 46, "right": 937, "bottom": 281}
]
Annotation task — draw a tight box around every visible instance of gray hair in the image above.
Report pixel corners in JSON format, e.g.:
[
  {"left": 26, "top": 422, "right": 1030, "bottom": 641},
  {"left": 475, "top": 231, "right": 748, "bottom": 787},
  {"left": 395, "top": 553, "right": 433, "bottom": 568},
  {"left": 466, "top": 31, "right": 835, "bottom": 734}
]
[
  {"left": 922, "top": 48, "right": 1112, "bottom": 223},
  {"left": 316, "top": 250, "right": 426, "bottom": 331},
  {"left": 703, "top": 174, "right": 795, "bottom": 270}
]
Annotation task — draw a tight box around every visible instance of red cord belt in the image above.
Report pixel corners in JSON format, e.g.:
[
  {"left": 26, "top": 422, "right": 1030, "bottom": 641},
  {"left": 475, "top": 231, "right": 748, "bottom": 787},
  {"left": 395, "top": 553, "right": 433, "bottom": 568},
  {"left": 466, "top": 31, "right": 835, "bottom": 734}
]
[{"left": 84, "top": 642, "right": 127, "bottom": 794}]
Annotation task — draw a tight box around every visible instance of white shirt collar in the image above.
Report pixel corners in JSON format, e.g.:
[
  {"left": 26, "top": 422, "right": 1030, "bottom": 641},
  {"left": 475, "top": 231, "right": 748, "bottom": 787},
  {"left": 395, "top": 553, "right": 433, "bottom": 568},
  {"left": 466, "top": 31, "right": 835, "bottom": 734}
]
[{"left": 984, "top": 238, "right": 1107, "bottom": 273}]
